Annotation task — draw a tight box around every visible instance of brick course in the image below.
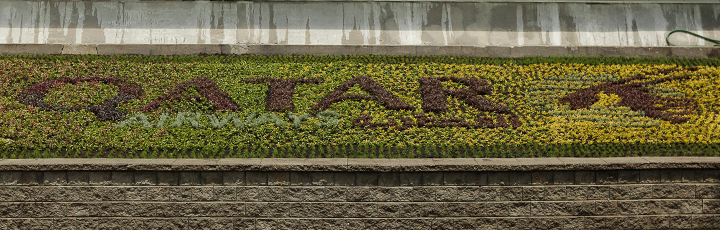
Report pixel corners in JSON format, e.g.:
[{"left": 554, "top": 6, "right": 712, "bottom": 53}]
[{"left": 0, "top": 158, "right": 718, "bottom": 229}]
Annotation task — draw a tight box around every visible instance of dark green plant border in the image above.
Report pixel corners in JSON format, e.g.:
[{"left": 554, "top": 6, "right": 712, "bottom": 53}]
[
  {"left": 3, "top": 54, "right": 720, "bottom": 67},
  {"left": 1, "top": 142, "right": 717, "bottom": 159}
]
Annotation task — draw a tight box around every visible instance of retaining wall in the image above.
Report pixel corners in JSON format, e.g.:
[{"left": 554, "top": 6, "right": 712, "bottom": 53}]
[
  {"left": 0, "top": 157, "right": 719, "bottom": 229},
  {"left": 1, "top": 1, "right": 719, "bottom": 48}
]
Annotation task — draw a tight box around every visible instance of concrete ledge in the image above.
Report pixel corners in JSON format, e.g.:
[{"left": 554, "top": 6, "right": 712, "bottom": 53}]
[
  {"left": 248, "top": 45, "right": 720, "bottom": 58},
  {"left": 95, "top": 44, "right": 227, "bottom": 56},
  {"left": 0, "top": 44, "right": 63, "bottom": 55},
  {"left": 0, "top": 157, "right": 718, "bottom": 172},
  {"left": 24, "top": 0, "right": 719, "bottom": 3},
  {"left": 2, "top": 45, "right": 719, "bottom": 57}
]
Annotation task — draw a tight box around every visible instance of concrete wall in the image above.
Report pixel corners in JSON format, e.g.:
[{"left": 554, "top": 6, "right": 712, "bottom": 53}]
[
  {"left": 0, "top": 157, "right": 718, "bottom": 229},
  {"left": 1, "top": 1, "right": 719, "bottom": 47}
]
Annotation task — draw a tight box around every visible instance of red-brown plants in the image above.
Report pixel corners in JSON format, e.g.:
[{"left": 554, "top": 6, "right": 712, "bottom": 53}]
[
  {"left": 244, "top": 78, "right": 323, "bottom": 112},
  {"left": 560, "top": 68, "right": 698, "bottom": 124},
  {"left": 18, "top": 77, "right": 143, "bottom": 121},
  {"left": 139, "top": 77, "right": 239, "bottom": 112},
  {"left": 311, "top": 76, "right": 413, "bottom": 111}
]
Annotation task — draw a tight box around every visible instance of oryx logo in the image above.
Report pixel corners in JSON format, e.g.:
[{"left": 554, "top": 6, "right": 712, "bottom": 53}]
[{"left": 559, "top": 68, "right": 699, "bottom": 124}]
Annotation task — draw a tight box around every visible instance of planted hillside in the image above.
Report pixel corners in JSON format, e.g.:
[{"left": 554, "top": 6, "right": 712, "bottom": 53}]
[{"left": 1, "top": 55, "right": 719, "bottom": 158}]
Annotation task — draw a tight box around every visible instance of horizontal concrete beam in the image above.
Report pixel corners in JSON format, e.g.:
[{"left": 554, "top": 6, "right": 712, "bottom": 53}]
[
  {"left": 244, "top": 0, "right": 720, "bottom": 2},
  {"left": 1, "top": 44, "right": 719, "bottom": 57},
  {"left": 0, "top": 157, "right": 718, "bottom": 171},
  {"left": 67, "top": 0, "right": 720, "bottom": 2},
  {"left": 2, "top": 2, "right": 719, "bottom": 47},
  {"left": 0, "top": 44, "right": 63, "bottom": 55}
]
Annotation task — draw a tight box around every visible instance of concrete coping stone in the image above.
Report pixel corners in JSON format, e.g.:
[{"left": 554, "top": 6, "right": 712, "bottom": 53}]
[
  {"left": 2, "top": 44, "right": 720, "bottom": 58},
  {"left": 0, "top": 157, "right": 718, "bottom": 172},
  {"left": 46, "top": 0, "right": 720, "bottom": 2}
]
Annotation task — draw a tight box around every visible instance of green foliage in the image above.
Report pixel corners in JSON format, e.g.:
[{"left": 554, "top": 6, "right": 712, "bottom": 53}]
[
  {"left": 248, "top": 113, "right": 287, "bottom": 127},
  {"left": 44, "top": 82, "right": 119, "bottom": 107},
  {"left": 0, "top": 55, "right": 719, "bottom": 158},
  {"left": 116, "top": 113, "right": 153, "bottom": 128},
  {"left": 170, "top": 112, "right": 204, "bottom": 128},
  {"left": 289, "top": 113, "right": 311, "bottom": 128},
  {"left": 317, "top": 110, "right": 341, "bottom": 127}
]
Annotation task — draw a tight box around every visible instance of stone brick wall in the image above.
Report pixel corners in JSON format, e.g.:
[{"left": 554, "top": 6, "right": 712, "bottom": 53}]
[{"left": 0, "top": 158, "right": 718, "bottom": 229}]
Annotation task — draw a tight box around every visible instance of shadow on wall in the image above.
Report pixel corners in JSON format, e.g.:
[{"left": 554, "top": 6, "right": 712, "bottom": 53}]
[{"left": 0, "top": 1, "right": 719, "bottom": 46}]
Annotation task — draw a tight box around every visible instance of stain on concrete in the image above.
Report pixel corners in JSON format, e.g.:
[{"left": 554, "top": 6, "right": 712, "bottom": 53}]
[{"left": 0, "top": 1, "right": 718, "bottom": 47}]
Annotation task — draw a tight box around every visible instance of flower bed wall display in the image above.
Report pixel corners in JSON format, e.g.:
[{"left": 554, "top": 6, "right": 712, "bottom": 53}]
[{"left": 1, "top": 55, "right": 720, "bottom": 158}]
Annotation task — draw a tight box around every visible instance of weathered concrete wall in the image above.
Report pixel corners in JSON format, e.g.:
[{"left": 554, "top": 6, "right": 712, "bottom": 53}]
[
  {"left": 0, "top": 157, "right": 719, "bottom": 229},
  {"left": 1, "top": 1, "right": 719, "bottom": 47}
]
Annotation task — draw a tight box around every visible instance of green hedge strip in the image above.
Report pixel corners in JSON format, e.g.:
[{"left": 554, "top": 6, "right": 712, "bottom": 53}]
[
  {"left": 0, "top": 143, "right": 717, "bottom": 159},
  {"left": 2, "top": 54, "right": 720, "bottom": 66}
]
